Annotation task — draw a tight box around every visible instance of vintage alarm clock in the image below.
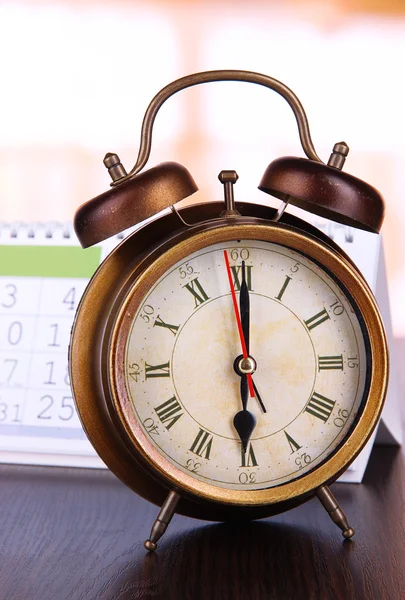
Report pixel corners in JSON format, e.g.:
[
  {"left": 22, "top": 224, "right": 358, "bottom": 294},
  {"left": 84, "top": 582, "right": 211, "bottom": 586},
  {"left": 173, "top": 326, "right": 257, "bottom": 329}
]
[{"left": 69, "top": 71, "right": 388, "bottom": 551}]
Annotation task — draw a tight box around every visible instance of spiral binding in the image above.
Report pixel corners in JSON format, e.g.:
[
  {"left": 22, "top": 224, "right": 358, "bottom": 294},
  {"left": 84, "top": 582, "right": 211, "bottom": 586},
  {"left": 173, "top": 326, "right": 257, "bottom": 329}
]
[
  {"left": 0, "top": 221, "right": 73, "bottom": 241},
  {"left": 0, "top": 222, "right": 133, "bottom": 255}
]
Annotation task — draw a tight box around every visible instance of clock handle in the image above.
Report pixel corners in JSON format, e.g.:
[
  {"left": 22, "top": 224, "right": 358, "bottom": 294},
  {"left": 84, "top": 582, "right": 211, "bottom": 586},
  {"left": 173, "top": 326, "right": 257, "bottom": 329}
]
[{"left": 111, "top": 70, "right": 322, "bottom": 187}]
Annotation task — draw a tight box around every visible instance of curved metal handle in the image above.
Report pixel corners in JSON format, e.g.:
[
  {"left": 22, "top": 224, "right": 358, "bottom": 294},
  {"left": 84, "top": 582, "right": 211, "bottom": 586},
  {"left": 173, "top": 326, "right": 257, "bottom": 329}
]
[{"left": 114, "top": 69, "right": 322, "bottom": 186}]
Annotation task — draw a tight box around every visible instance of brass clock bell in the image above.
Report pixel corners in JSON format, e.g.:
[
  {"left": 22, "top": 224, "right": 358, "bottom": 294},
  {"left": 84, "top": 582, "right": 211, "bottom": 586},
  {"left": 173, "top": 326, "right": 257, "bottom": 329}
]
[{"left": 70, "top": 71, "right": 388, "bottom": 552}]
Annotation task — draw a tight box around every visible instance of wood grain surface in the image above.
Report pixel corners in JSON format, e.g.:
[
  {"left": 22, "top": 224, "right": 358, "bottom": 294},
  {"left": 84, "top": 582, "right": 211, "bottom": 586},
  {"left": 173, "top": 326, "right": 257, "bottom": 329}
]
[
  {"left": 1, "top": 341, "right": 404, "bottom": 600},
  {"left": 0, "top": 444, "right": 403, "bottom": 600}
]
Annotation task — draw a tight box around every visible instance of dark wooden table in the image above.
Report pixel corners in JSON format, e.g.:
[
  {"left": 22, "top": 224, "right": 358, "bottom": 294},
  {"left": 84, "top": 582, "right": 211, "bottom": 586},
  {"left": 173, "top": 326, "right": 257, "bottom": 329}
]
[{"left": 1, "top": 345, "right": 404, "bottom": 600}]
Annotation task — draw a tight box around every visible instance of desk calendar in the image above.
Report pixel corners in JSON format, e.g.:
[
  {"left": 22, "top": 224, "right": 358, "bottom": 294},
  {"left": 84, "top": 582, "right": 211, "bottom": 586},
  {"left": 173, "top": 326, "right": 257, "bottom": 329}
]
[
  {"left": 0, "top": 223, "right": 107, "bottom": 467},
  {"left": 0, "top": 216, "right": 401, "bottom": 478}
]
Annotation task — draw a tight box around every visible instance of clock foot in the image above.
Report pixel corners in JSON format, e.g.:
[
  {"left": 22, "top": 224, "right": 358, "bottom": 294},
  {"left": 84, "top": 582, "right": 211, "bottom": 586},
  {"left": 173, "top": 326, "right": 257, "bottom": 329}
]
[
  {"left": 316, "top": 485, "right": 355, "bottom": 539},
  {"left": 144, "top": 490, "right": 180, "bottom": 552}
]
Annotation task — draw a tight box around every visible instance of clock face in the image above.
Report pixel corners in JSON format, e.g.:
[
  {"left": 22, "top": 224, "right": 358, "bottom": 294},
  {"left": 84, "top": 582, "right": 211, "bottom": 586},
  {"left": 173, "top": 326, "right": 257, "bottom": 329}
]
[{"left": 116, "top": 238, "right": 369, "bottom": 491}]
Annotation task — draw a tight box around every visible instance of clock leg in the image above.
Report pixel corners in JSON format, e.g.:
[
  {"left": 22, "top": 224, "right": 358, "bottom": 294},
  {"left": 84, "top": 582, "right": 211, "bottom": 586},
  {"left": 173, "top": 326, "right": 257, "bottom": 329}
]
[
  {"left": 144, "top": 490, "right": 180, "bottom": 552},
  {"left": 316, "top": 485, "right": 355, "bottom": 539}
]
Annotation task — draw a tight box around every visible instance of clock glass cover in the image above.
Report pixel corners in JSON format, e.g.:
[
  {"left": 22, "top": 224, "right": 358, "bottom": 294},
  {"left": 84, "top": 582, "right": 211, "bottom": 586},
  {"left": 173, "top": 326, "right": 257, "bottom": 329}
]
[{"left": 110, "top": 237, "right": 369, "bottom": 492}]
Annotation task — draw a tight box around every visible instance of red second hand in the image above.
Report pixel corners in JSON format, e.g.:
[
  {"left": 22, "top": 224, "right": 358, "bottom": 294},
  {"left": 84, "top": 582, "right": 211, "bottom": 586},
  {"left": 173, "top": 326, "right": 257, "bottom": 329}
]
[{"left": 224, "top": 250, "right": 255, "bottom": 398}]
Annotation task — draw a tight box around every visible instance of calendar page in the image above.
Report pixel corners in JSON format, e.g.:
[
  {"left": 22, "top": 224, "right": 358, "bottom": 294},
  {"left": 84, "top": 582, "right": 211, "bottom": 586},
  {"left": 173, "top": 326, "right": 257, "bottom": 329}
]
[{"left": 0, "top": 224, "right": 105, "bottom": 467}]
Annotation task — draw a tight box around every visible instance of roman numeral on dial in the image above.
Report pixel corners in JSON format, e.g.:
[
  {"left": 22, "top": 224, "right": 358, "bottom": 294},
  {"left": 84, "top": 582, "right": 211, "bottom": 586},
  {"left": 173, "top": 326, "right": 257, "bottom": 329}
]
[
  {"left": 154, "top": 396, "right": 183, "bottom": 430},
  {"left": 230, "top": 264, "right": 253, "bottom": 291},
  {"left": 145, "top": 361, "right": 170, "bottom": 379},
  {"left": 318, "top": 355, "right": 343, "bottom": 371},
  {"left": 190, "top": 428, "right": 213, "bottom": 459},
  {"left": 275, "top": 275, "right": 292, "bottom": 301},
  {"left": 153, "top": 315, "right": 179, "bottom": 336},
  {"left": 284, "top": 431, "right": 302, "bottom": 454},
  {"left": 305, "top": 391, "right": 335, "bottom": 422},
  {"left": 240, "top": 442, "right": 258, "bottom": 467},
  {"left": 304, "top": 308, "right": 330, "bottom": 331},
  {"left": 183, "top": 277, "right": 210, "bottom": 308}
]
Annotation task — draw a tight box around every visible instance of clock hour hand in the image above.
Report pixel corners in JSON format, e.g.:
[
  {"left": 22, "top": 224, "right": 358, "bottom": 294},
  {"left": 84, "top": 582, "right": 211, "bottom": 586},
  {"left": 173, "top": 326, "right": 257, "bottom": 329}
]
[{"left": 233, "top": 374, "right": 256, "bottom": 453}]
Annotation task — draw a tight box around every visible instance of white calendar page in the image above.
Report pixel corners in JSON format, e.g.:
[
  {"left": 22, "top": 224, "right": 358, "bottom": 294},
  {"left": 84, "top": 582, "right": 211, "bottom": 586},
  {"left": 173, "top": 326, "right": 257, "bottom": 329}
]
[{"left": 0, "top": 224, "right": 105, "bottom": 467}]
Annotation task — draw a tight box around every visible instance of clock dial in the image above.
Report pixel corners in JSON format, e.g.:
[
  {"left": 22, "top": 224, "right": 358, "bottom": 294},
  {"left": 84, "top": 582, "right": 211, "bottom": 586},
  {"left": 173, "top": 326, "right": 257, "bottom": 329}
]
[{"left": 118, "top": 239, "right": 369, "bottom": 491}]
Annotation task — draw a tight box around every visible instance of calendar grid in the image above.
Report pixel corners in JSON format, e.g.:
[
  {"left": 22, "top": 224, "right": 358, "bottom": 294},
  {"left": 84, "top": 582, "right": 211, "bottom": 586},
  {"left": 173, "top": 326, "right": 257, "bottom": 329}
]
[{"left": 0, "top": 238, "right": 103, "bottom": 466}]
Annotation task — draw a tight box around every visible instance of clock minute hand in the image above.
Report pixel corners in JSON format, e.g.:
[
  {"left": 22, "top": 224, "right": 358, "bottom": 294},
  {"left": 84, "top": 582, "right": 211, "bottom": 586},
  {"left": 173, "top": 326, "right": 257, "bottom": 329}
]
[
  {"left": 223, "top": 250, "right": 255, "bottom": 398},
  {"left": 240, "top": 261, "right": 250, "bottom": 354},
  {"left": 239, "top": 261, "right": 267, "bottom": 414}
]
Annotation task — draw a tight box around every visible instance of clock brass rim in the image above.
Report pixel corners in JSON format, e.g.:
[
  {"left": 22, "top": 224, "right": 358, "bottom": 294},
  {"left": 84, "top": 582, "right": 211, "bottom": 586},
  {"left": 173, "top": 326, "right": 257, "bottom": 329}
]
[{"left": 109, "top": 222, "right": 388, "bottom": 507}]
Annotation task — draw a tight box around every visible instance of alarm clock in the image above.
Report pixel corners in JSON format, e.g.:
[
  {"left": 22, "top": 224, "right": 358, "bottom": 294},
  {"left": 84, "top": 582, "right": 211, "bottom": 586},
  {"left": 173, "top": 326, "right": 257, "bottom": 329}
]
[{"left": 69, "top": 71, "right": 388, "bottom": 551}]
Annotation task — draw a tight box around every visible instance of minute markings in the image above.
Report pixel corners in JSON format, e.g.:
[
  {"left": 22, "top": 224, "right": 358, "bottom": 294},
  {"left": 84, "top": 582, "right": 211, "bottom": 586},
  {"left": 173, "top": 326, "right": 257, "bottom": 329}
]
[{"left": 126, "top": 242, "right": 364, "bottom": 488}]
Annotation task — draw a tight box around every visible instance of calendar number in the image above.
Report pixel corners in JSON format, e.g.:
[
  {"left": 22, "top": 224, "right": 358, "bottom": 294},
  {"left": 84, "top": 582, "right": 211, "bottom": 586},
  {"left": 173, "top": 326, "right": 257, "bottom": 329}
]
[
  {"left": 63, "top": 287, "right": 76, "bottom": 311},
  {"left": 1, "top": 284, "right": 17, "bottom": 309},
  {"left": 48, "top": 323, "right": 60, "bottom": 347},
  {"left": 2, "top": 358, "right": 18, "bottom": 385},
  {"left": 44, "top": 361, "right": 56, "bottom": 385},
  {"left": 1, "top": 317, "right": 35, "bottom": 351},
  {"left": 0, "top": 398, "right": 22, "bottom": 423},
  {"left": 60, "top": 396, "right": 75, "bottom": 421},
  {"left": 8, "top": 321, "right": 22, "bottom": 346},
  {"left": 37, "top": 395, "right": 75, "bottom": 422},
  {"left": 37, "top": 395, "right": 52, "bottom": 420}
]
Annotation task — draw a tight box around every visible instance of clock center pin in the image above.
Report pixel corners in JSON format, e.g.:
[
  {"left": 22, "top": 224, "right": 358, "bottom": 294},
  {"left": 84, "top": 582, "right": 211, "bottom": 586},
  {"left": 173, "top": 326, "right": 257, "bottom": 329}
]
[{"left": 238, "top": 356, "right": 257, "bottom": 375}]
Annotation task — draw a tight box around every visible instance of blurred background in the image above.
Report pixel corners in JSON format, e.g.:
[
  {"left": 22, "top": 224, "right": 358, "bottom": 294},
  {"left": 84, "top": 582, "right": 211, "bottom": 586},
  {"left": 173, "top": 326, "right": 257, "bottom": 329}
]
[{"left": 1, "top": 0, "right": 404, "bottom": 334}]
